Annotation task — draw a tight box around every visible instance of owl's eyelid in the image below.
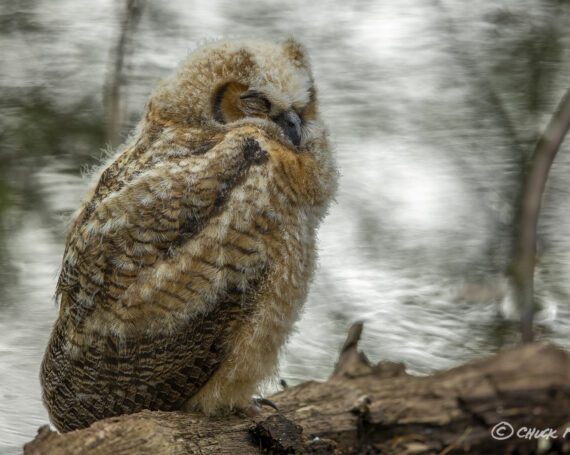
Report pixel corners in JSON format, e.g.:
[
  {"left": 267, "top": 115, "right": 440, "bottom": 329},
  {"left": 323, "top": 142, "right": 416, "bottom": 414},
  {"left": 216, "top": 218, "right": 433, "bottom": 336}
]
[
  {"left": 239, "top": 90, "right": 271, "bottom": 114},
  {"left": 240, "top": 90, "right": 269, "bottom": 102}
]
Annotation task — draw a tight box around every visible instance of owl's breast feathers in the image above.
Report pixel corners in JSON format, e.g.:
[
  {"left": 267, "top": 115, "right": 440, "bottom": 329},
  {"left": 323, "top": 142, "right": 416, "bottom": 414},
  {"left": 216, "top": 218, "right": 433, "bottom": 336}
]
[{"left": 42, "top": 124, "right": 336, "bottom": 431}]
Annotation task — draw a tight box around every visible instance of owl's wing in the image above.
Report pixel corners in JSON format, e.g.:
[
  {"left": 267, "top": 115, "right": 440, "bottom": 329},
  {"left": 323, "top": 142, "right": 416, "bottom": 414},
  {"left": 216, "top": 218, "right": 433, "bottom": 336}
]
[
  {"left": 44, "top": 129, "right": 270, "bottom": 430},
  {"left": 57, "top": 130, "right": 267, "bottom": 321}
]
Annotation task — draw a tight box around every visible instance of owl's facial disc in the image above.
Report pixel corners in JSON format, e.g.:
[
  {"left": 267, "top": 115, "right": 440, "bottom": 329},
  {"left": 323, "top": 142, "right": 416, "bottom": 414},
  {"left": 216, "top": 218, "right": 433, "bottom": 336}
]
[
  {"left": 212, "top": 82, "right": 303, "bottom": 147},
  {"left": 213, "top": 82, "right": 271, "bottom": 123}
]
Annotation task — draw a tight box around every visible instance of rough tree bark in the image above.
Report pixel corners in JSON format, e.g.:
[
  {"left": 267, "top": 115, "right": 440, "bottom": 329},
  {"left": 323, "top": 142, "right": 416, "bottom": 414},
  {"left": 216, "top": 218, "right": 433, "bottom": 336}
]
[{"left": 24, "top": 324, "right": 570, "bottom": 455}]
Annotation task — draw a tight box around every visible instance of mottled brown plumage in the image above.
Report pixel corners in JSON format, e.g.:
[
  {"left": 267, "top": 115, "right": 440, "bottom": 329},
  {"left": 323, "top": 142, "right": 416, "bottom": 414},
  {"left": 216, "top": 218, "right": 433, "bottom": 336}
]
[{"left": 41, "top": 38, "right": 338, "bottom": 432}]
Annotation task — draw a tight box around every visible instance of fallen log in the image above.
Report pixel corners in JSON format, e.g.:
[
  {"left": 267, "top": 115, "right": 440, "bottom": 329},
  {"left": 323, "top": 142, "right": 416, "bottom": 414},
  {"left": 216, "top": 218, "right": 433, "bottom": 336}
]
[{"left": 24, "top": 324, "right": 570, "bottom": 454}]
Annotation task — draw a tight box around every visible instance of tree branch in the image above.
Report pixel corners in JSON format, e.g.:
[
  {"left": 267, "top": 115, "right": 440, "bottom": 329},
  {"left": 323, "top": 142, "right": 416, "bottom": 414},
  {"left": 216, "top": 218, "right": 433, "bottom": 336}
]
[
  {"left": 24, "top": 324, "right": 570, "bottom": 454},
  {"left": 512, "top": 87, "right": 570, "bottom": 342}
]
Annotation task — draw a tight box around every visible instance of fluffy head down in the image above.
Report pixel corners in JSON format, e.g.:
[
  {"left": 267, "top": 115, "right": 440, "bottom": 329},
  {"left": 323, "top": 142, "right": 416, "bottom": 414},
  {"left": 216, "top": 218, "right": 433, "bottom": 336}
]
[
  {"left": 41, "top": 38, "right": 338, "bottom": 433},
  {"left": 147, "top": 39, "right": 319, "bottom": 147}
]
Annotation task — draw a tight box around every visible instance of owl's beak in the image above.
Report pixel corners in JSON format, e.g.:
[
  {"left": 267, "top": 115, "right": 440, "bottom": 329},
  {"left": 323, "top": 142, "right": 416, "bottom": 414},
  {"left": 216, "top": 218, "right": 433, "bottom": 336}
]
[{"left": 278, "top": 109, "right": 302, "bottom": 147}]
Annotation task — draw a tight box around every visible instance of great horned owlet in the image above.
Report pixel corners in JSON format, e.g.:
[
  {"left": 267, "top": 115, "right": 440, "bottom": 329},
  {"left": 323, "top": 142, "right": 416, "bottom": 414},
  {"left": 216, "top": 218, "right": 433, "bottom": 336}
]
[{"left": 40, "top": 38, "right": 338, "bottom": 432}]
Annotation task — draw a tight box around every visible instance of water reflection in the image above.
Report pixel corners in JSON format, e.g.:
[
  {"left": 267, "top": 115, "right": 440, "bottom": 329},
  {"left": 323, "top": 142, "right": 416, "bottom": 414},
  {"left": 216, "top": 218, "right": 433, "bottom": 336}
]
[{"left": 1, "top": 0, "right": 569, "bottom": 453}]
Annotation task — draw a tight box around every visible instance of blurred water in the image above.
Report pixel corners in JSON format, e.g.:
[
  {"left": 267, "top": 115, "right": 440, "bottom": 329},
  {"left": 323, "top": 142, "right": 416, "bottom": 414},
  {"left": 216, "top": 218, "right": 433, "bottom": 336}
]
[{"left": 1, "top": 0, "right": 570, "bottom": 453}]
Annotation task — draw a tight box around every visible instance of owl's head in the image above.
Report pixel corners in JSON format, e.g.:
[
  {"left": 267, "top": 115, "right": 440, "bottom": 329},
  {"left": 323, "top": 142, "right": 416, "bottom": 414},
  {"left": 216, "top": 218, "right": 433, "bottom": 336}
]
[{"left": 146, "top": 39, "right": 321, "bottom": 148}]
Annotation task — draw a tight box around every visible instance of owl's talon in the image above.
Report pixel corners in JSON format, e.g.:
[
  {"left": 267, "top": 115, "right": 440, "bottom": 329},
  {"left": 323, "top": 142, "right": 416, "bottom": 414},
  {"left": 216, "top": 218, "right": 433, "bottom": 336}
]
[
  {"left": 253, "top": 397, "right": 280, "bottom": 412},
  {"left": 243, "top": 398, "right": 280, "bottom": 417}
]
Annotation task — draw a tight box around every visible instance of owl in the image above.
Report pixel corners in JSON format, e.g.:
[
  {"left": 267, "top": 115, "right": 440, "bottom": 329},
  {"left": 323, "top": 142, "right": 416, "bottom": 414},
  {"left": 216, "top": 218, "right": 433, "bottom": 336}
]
[{"left": 40, "top": 38, "right": 338, "bottom": 433}]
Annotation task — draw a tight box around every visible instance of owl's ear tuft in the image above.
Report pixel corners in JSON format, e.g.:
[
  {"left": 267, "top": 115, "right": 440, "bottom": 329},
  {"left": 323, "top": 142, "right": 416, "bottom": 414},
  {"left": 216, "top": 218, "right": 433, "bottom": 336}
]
[{"left": 283, "top": 38, "right": 308, "bottom": 67}]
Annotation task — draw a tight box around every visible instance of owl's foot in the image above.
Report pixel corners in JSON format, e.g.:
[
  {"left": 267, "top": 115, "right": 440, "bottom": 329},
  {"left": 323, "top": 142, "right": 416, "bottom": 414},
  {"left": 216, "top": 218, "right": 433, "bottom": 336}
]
[{"left": 244, "top": 397, "right": 280, "bottom": 417}]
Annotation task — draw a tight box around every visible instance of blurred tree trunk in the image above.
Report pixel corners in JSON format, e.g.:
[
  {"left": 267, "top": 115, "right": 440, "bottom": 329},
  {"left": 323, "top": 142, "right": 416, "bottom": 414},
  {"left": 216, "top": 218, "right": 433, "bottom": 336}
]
[
  {"left": 105, "top": 0, "right": 145, "bottom": 148},
  {"left": 512, "top": 87, "right": 570, "bottom": 342}
]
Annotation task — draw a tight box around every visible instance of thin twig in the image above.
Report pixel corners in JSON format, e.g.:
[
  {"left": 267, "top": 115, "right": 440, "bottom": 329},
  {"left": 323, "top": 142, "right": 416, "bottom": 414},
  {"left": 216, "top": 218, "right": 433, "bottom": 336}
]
[
  {"left": 105, "top": 0, "right": 145, "bottom": 148},
  {"left": 513, "top": 87, "right": 570, "bottom": 342}
]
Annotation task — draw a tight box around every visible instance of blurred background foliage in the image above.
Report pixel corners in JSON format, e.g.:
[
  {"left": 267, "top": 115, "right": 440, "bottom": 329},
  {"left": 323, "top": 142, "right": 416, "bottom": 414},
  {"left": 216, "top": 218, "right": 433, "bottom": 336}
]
[{"left": 0, "top": 0, "right": 569, "bottom": 453}]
